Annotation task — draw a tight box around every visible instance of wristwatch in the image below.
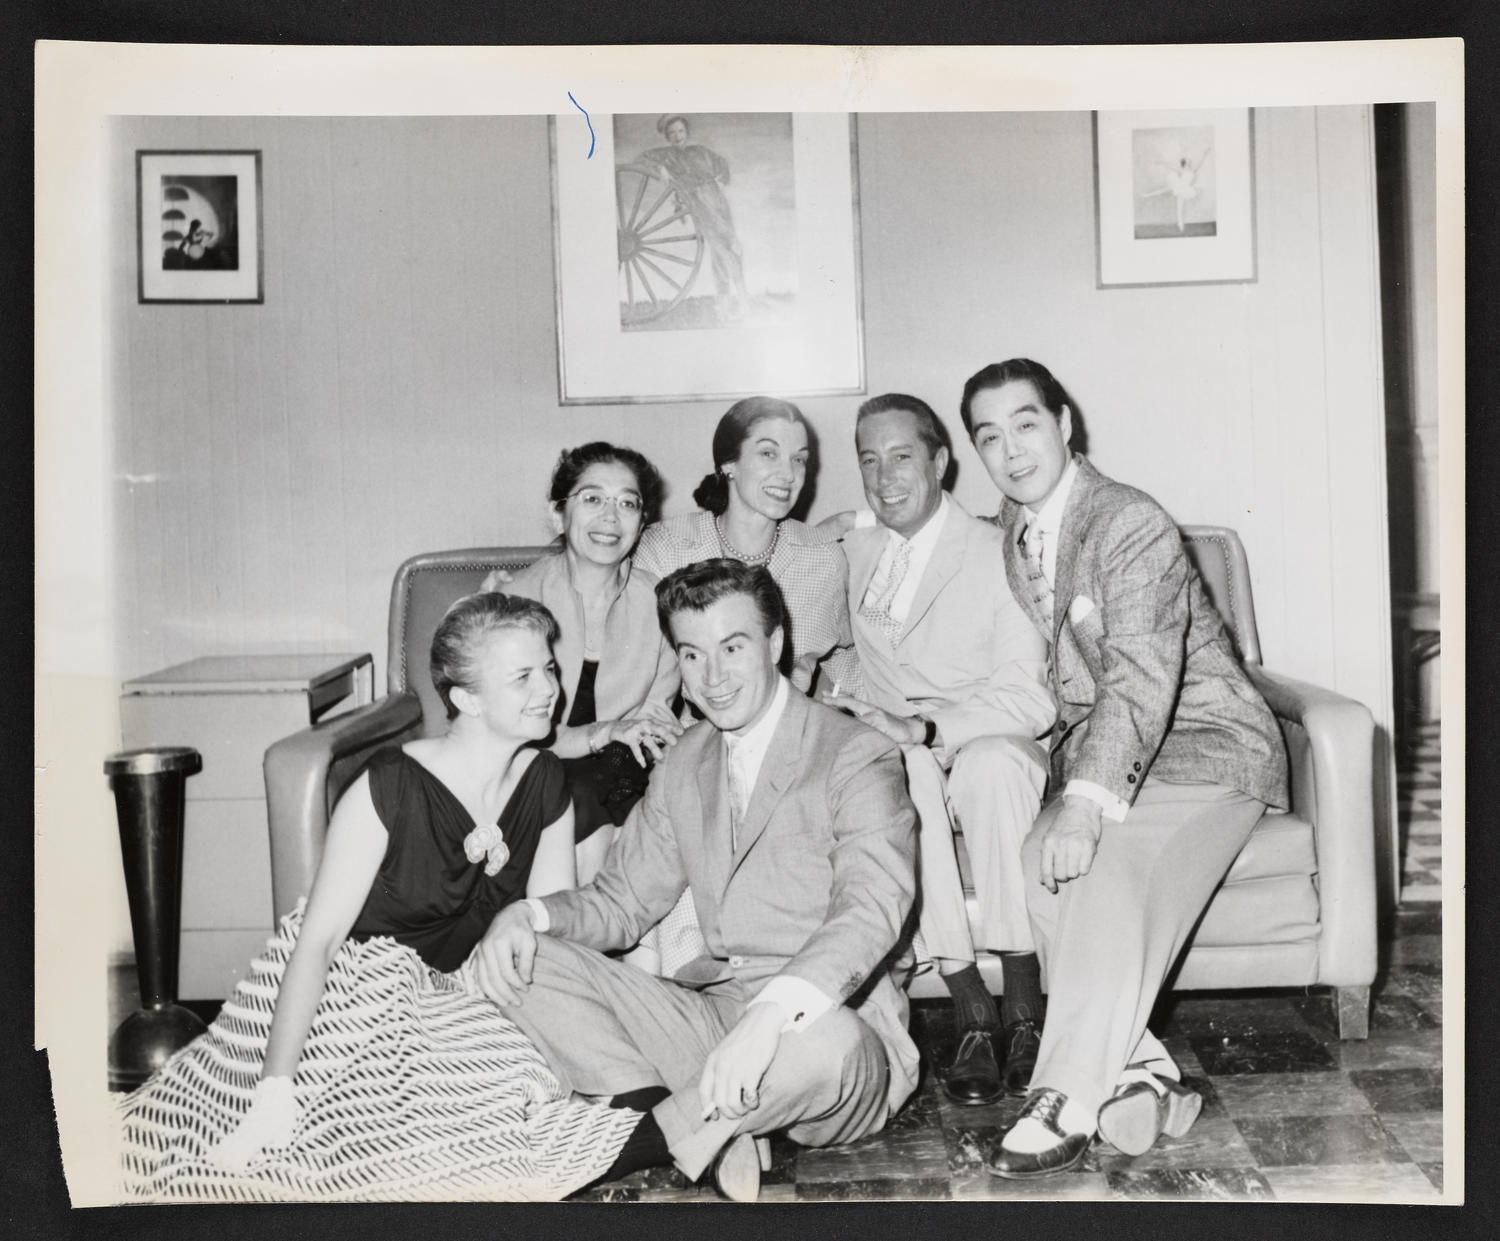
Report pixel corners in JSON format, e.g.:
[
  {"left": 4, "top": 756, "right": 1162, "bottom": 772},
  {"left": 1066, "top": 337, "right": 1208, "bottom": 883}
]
[{"left": 917, "top": 715, "right": 938, "bottom": 747}]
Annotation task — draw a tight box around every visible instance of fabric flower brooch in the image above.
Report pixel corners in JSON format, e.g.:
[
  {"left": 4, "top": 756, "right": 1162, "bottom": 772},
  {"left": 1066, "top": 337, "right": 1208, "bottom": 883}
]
[{"left": 462, "top": 824, "right": 510, "bottom": 876}]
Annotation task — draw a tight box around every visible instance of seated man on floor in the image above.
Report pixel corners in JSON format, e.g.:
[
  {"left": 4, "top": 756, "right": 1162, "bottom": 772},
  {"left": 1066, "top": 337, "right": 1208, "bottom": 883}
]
[
  {"left": 957, "top": 358, "right": 1289, "bottom": 1178},
  {"left": 473, "top": 558, "right": 920, "bottom": 1201},
  {"left": 827, "top": 393, "right": 1054, "bottom": 1105}
]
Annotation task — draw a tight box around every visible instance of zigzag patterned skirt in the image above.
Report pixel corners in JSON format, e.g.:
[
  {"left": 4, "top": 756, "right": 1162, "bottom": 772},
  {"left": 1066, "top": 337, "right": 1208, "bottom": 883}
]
[{"left": 119, "top": 910, "right": 638, "bottom": 1202}]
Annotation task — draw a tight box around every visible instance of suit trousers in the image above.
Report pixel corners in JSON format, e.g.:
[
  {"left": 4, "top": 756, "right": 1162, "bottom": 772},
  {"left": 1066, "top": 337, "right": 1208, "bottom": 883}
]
[
  {"left": 904, "top": 736, "right": 1046, "bottom": 963},
  {"left": 503, "top": 935, "right": 893, "bottom": 1180},
  {"left": 1022, "top": 778, "right": 1265, "bottom": 1119}
]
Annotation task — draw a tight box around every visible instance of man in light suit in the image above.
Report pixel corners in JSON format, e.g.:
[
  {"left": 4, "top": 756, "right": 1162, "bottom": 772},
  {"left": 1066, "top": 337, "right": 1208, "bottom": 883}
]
[
  {"left": 960, "top": 359, "right": 1289, "bottom": 1178},
  {"left": 475, "top": 558, "right": 920, "bottom": 1201},
  {"left": 827, "top": 393, "right": 1055, "bottom": 1106}
]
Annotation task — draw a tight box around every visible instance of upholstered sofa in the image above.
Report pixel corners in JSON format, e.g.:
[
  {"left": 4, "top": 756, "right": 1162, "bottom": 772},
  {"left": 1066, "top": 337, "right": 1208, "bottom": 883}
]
[{"left": 263, "top": 527, "right": 1378, "bottom": 1038}]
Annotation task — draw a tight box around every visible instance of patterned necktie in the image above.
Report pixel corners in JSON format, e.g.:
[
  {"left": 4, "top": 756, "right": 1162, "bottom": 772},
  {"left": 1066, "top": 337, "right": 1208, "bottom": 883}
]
[
  {"left": 1024, "top": 520, "right": 1054, "bottom": 629},
  {"left": 860, "top": 536, "right": 912, "bottom": 646}
]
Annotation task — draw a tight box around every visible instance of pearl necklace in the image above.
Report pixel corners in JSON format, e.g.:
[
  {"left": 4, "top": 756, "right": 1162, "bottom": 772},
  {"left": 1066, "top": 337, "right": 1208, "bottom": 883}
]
[{"left": 715, "top": 515, "right": 779, "bottom": 565}]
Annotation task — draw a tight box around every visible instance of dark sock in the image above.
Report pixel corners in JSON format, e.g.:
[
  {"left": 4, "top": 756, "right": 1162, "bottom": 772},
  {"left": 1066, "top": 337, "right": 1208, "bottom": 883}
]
[
  {"left": 1000, "top": 951, "right": 1044, "bottom": 1026},
  {"left": 608, "top": 1085, "right": 672, "bottom": 1111},
  {"left": 941, "top": 962, "right": 999, "bottom": 1032},
  {"left": 594, "top": 1110, "right": 672, "bottom": 1184}
]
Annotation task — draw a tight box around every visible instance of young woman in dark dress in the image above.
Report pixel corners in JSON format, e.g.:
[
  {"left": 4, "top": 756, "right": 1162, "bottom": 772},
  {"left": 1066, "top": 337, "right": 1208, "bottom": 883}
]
[{"left": 120, "top": 593, "right": 637, "bottom": 1201}]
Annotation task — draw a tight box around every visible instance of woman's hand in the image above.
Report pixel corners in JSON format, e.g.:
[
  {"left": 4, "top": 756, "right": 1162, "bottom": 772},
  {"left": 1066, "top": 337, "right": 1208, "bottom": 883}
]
[
  {"left": 207, "top": 1076, "right": 299, "bottom": 1170},
  {"left": 604, "top": 704, "right": 685, "bottom": 766},
  {"left": 480, "top": 568, "right": 516, "bottom": 592}
]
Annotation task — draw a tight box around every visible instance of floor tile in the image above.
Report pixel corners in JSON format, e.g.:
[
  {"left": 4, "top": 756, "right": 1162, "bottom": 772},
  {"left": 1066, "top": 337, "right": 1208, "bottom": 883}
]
[
  {"left": 1093, "top": 1113, "right": 1256, "bottom": 1172},
  {"left": 1260, "top": 1161, "right": 1440, "bottom": 1201},
  {"left": 1327, "top": 1028, "right": 1444, "bottom": 1072},
  {"left": 1386, "top": 933, "right": 1443, "bottom": 966},
  {"left": 1294, "top": 990, "right": 1440, "bottom": 1033},
  {"left": 1156, "top": 992, "right": 1313, "bottom": 1038},
  {"left": 1376, "top": 1111, "right": 1444, "bottom": 1164},
  {"left": 1234, "top": 1113, "right": 1411, "bottom": 1167},
  {"left": 1104, "top": 1167, "right": 1275, "bottom": 1200},
  {"left": 1349, "top": 1068, "right": 1443, "bottom": 1114},
  {"left": 793, "top": 1126, "right": 950, "bottom": 1183},
  {"left": 1211, "top": 1071, "right": 1373, "bottom": 1119},
  {"left": 1189, "top": 1030, "right": 1337, "bottom": 1075}
]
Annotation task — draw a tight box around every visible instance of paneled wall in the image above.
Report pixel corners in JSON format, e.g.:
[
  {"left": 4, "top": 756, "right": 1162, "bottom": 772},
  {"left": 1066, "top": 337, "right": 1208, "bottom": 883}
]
[{"left": 100, "top": 107, "right": 1396, "bottom": 950}]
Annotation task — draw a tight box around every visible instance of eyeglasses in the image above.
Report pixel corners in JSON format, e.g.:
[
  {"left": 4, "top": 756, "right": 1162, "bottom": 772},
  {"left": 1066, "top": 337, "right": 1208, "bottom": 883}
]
[{"left": 567, "top": 489, "right": 644, "bottom": 515}]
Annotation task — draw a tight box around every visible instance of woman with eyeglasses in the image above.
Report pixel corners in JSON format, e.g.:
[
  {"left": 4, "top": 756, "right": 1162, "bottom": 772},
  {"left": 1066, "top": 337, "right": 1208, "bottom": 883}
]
[{"left": 484, "top": 442, "right": 683, "bottom": 882}]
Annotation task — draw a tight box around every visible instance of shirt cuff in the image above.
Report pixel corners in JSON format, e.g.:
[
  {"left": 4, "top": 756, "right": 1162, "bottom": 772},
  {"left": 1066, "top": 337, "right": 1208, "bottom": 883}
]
[
  {"left": 748, "top": 975, "right": 834, "bottom": 1033},
  {"left": 1064, "top": 778, "right": 1131, "bottom": 823},
  {"left": 853, "top": 508, "right": 877, "bottom": 529},
  {"left": 523, "top": 898, "right": 552, "bottom": 933}
]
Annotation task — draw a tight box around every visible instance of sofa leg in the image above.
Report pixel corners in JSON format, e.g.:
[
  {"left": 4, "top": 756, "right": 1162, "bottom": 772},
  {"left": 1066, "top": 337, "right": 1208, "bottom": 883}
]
[{"left": 1335, "top": 985, "right": 1371, "bottom": 1040}]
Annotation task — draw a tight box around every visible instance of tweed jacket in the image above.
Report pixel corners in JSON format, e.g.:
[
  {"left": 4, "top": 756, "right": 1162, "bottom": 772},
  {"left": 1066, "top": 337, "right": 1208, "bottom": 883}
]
[
  {"left": 634, "top": 512, "right": 862, "bottom": 696},
  {"left": 539, "top": 686, "right": 921, "bottom": 1113},
  {"left": 843, "top": 497, "right": 1055, "bottom": 764},
  {"left": 998, "top": 456, "right": 1288, "bottom": 810}
]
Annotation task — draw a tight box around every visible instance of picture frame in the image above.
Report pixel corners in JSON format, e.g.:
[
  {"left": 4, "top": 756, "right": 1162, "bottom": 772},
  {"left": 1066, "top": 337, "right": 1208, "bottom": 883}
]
[
  {"left": 136, "top": 150, "right": 264, "bottom": 303},
  {"left": 550, "top": 112, "right": 864, "bottom": 404},
  {"left": 1094, "top": 109, "right": 1256, "bottom": 287}
]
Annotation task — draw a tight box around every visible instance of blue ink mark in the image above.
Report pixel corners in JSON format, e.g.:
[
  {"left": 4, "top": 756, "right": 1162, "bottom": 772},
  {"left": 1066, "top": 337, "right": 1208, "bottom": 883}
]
[{"left": 568, "top": 92, "right": 595, "bottom": 159}]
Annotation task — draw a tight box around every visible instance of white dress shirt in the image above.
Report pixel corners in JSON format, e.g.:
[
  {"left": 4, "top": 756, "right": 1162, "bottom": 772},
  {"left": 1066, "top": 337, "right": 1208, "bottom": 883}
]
[{"left": 864, "top": 493, "right": 951, "bottom": 625}]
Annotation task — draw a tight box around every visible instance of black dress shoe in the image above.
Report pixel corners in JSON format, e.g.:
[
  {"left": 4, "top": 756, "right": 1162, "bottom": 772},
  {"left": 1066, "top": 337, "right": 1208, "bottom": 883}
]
[
  {"left": 999, "top": 1018, "right": 1041, "bottom": 1096},
  {"left": 941, "top": 1025, "right": 1003, "bottom": 1105},
  {"left": 985, "top": 1088, "right": 1092, "bottom": 1179}
]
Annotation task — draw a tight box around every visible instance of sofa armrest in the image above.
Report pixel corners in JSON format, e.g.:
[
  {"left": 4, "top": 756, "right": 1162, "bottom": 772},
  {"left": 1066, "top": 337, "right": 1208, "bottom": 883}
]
[
  {"left": 263, "top": 692, "right": 424, "bottom": 920},
  {"left": 1247, "top": 666, "right": 1377, "bottom": 987}
]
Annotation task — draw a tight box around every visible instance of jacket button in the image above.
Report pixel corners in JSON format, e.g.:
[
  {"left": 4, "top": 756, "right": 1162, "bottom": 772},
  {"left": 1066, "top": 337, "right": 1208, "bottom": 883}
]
[
  {"left": 1132, "top": 761, "right": 1142, "bottom": 772},
  {"left": 730, "top": 955, "right": 747, "bottom": 967},
  {"left": 1126, "top": 773, "right": 1136, "bottom": 784}
]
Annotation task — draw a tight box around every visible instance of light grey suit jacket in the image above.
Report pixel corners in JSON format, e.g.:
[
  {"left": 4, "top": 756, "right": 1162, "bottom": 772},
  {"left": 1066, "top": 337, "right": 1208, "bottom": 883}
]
[
  {"left": 539, "top": 685, "right": 921, "bottom": 1112},
  {"left": 844, "top": 497, "right": 1055, "bottom": 763},
  {"left": 998, "top": 456, "right": 1288, "bottom": 810}
]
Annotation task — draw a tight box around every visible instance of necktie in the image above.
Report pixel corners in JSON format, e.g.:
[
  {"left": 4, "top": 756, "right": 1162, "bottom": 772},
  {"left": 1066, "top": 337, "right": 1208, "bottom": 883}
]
[
  {"left": 860, "top": 537, "right": 912, "bottom": 646},
  {"left": 1024, "top": 520, "right": 1054, "bottom": 629}
]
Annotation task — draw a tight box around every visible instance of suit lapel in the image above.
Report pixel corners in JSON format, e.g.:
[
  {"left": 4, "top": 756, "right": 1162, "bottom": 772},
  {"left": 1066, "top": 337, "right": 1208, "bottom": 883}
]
[
  {"left": 897, "top": 505, "right": 963, "bottom": 641},
  {"left": 1052, "top": 456, "right": 1099, "bottom": 637},
  {"left": 725, "top": 690, "right": 807, "bottom": 890}
]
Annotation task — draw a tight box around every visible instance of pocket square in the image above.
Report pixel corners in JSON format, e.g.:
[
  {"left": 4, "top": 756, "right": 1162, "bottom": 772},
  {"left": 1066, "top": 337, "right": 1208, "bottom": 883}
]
[{"left": 1068, "top": 595, "right": 1096, "bottom": 624}]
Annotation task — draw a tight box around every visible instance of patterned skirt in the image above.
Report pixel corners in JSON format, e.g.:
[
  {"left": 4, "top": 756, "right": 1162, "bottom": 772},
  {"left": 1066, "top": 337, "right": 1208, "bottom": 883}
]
[{"left": 118, "top": 910, "right": 638, "bottom": 1202}]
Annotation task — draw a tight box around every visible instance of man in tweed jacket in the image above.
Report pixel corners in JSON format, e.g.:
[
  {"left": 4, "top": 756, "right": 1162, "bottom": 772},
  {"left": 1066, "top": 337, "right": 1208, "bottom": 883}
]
[{"left": 959, "top": 359, "right": 1288, "bottom": 1179}]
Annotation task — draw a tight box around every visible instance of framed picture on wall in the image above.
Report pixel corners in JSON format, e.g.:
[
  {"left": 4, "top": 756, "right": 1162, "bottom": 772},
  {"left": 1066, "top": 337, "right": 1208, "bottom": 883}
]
[
  {"left": 136, "top": 150, "right": 264, "bottom": 303},
  {"left": 550, "top": 112, "right": 865, "bottom": 404},
  {"left": 1094, "top": 109, "right": 1256, "bottom": 287}
]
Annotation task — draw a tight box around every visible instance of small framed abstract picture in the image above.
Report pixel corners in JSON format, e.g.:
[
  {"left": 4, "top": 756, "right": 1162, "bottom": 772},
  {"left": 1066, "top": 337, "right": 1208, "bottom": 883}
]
[
  {"left": 136, "top": 150, "right": 264, "bottom": 303},
  {"left": 1093, "top": 110, "right": 1256, "bottom": 287}
]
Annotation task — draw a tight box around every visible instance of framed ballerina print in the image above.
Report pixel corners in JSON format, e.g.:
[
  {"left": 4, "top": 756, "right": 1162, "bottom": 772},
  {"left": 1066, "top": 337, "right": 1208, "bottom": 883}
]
[
  {"left": 1093, "top": 109, "right": 1256, "bottom": 287},
  {"left": 550, "top": 111, "right": 865, "bottom": 404},
  {"left": 136, "top": 150, "right": 264, "bottom": 303}
]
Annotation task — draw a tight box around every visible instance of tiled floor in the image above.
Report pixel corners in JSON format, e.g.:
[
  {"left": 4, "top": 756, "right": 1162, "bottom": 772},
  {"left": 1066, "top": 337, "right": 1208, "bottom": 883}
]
[
  {"left": 573, "top": 721, "right": 1448, "bottom": 1203},
  {"left": 108, "top": 725, "right": 1447, "bottom": 1203}
]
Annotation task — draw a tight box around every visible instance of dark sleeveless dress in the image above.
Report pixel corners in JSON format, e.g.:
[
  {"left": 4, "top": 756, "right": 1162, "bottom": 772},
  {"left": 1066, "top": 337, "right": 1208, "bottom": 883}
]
[
  {"left": 348, "top": 747, "right": 568, "bottom": 972},
  {"left": 559, "top": 659, "right": 652, "bottom": 840},
  {"left": 117, "top": 743, "right": 637, "bottom": 1202}
]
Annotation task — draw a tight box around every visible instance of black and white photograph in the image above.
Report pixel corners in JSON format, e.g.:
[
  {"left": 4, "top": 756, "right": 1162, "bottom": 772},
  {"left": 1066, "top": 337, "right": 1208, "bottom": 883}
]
[
  {"left": 34, "top": 41, "right": 1461, "bottom": 1214},
  {"left": 137, "top": 150, "right": 263, "bottom": 303}
]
